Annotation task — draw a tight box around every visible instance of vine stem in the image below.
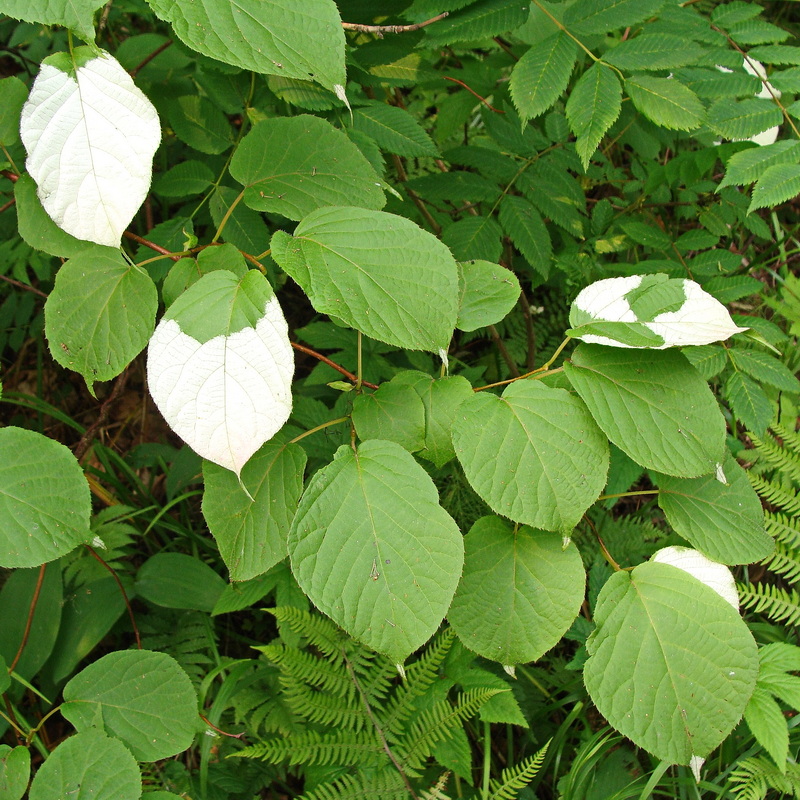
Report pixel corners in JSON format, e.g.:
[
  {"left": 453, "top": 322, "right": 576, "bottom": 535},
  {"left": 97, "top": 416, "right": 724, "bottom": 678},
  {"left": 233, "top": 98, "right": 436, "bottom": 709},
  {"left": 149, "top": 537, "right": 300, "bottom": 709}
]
[
  {"left": 211, "top": 189, "right": 245, "bottom": 243},
  {"left": 289, "top": 416, "right": 350, "bottom": 445},
  {"left": 130, "top": 40, "right": 173, "bottom": 78},
  {"left": 0, "top": 274, "right": 47, "bottom": 298},
  {"left": 8, "top": 564, "right": 46, "bottom": 673},
  {"left": 474, "top": 336, "right": 571, "bottom": 391},
  {"left": 443, "top": 76, "right": 504, "bottom": 113},
  {"left": 596, "top": 489, "right": 659, "bottom": 502},
  {"left": 481, "top": 721, "right": 492, "bottom": 800},
  {"left": 341, "top": 12, "right": 448, "bottom": 35},
  {"left": 74, "top": 368, "right": 130, "bottom": 460},
  {"left": 291, "top": 342, "right": 379, "bottom": 389}
]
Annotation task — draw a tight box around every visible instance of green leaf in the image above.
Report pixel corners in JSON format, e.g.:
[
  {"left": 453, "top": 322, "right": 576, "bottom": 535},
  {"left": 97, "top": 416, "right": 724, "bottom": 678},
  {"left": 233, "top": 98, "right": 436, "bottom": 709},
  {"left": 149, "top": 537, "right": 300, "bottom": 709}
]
[
  {"left": 441, "top": 216, "right": 503, "bottom": 262},
  {"left": 509, "top": 31, "right": 577, "bottom": 124},
  {"left": 28, "top": 730, "right": 140, "bottom": 800},
  {"left": 210, "top": 186, "right": 271, "bottom": 255},
  {"left": 352, "top": 103, "right": 438, "bottom": 157},
  {"left": 0, "top": 566, "right": 62, "bottom": 681},
  {"left": 135, "top": 553, "right": 226, "bottom": 612},
  {"left": 62, "top": 650, "right": 198, "bottom": 761},
  {"left": 45, "top": 245, "right": 157, "bottom": 392},
  {"left": 719, "top": 140, "right": 800, "bottom": 188},
  {"left": 423, "top": 0, "right": 530, "bottom": 47},
  {"left": 288, "top": 440, "right": 464, "bottom": 662},
  {"left": 749, "top": 45, "right": 800, "bottom": 65},
  {"left": 724, "top": 370, "right": 773, "bottom": 435},
  {"left": 564, "top": 344, "right": 726, "bottom": 477},
  {"left": 452, "top": 380, "right": 609, "bottom": 534},
  {"left": 583, "top": 561, "right": 758, "bottom": 764},
  {"left": 231, "top": 115, "right": 385, "bottom": 220},
  {"left": 749, "top": 163, "right": 800, "bottom": 213},
  {"left": 498, "top": 195, "right": 552, "bottom": 277},
  {"left": 625, "top": 75, "right": 705, "bottom": 130},
  {"left": 566, "top": 63, "right": 622, "bottom": 170},
  {"left": 202, "top": 434, "right": 307, "bottom": 581},
  {"left": 729, "top": 348, "right": 800, "bottom": 392},
  {"left": 271, "top": 207, "right": 459, "bottom": 352},
  {"left": 744, "top": 686, "right": 788, "bottom": 767},
  {"left": 604, "top": 34, "right": 704, "bottom": 71},
  {"left": 0, "top": 745, "right": 30, "bottom": 800},
  {"left": 153, "top": 160, "right": 215, "bottom": 198},
  {"left": 654, "top": 453, "right": 774, "bottom": 565},
  {"left": 352, "top": 380, "right": 426, "bottom": 452},
  {"left": 708, "top": 97, "right": 782, "bottom": 141},
  {"left": 167, "top": 95, "right": 233, "bottom": 154},
  {"left": 564, "top": 0, "right": 668, "bottom": 35},
  {"left": 14, "top": 174, "right": 91, "bottom": 259},
  {"left": 0, "top": 0, "right": 106, "bottom": 42},
  {"left": 0, "top": 428, "right": 91, "bottom": 568},
  {"left": 456, "top": 259, "right": 520, "bottom": 331},
  {"left": 393, "top": 372, "right": 474, "bottom": 468},
  {"left": 146, "top": 0, "right": 346, "bottom": 92},
  {"left": 0, "top": 76, "right": 28, "bottom": 146},
  {"left": 449, "top": 516, "right": 585, "bottom": 665}
]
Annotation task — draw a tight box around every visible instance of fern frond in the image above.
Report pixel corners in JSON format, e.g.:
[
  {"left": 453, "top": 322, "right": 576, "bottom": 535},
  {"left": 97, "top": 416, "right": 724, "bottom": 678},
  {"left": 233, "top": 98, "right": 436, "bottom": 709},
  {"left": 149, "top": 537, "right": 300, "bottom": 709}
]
[
  {"left": 488, "top": 741, "right": 549, "bottom": 800},
  {"left": 749, "top": 433, "right": 800, "bottom": 483},
  {"left": 281, "top": 679, "right": 366, "bottom": 731},
  {"left": 729, "top": 755, "right": 800, "bottom": 800},
  {"left": 765, "top": 511, "right": 800, "bottom": 551},
  {"left": 398, "top": 688, "right": 506, "bottom": 774},
  {"left": 749, "top": 473, "right": 800, "bottom": 516},
  {"left": 382, "top": 628, "right": 455, "bottom": 738},
  {"left": 260, "top": 642, "right": 355, "bottom": 697},
  {"left": 737, "top": 582, "right": 800, "bottom": 626},
  {"left": 770, "top": 421, "right": 800, "bottom": 457},
  {"left": 761, "top": 540, "right": 800, "bottom": 584},
  {"left": 299, "top": 769, "right": 408, "bottom": 800},
  {"left": 419, "top": 771, "right": 452, "bottom": 800},
  {"left": 269, "top": 607, "right": 350, "bottom": 662},
  {"left": 232, "top": 729, "right": 384, "bottom": 768}
]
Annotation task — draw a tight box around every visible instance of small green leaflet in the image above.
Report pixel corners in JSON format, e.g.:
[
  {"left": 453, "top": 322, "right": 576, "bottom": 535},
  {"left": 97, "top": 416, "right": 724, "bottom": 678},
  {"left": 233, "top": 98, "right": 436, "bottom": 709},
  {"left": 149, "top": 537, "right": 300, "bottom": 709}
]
[
  {"left": 509, "top": 31, "right": 577, "bottom": 124},
  {"left": 288, "top": 440, "right": 464, "bottom": 662},
  {"left": 565, "top": 63, "right": 622, "bottom": 170},
  {"left": 20, "top": 49, "right": 161, "bottom": 247},
  {"left": 563, "top": 0, "right": 668, "bottom": 35},
  {"left": 719, "top": 140, "right": 800, "bottom": 188},
  {"left": 61, "top": 650, "right": 198, "bottom": 761},
  {"left": 724, "top": 370, "right": 773, "bottom": 435},
  {"left": 625, "top": 75, "right": 705, "bottom": 131},
  {"left": 45, "top": 245, "right": 158, "bottom": 394},
  {"left": 749, "top": 163, "right": 800, "bottom": 213},
  {"left": 564, "top": 344, "right": 726, "bottom": 478},
  {"left": 604, "top": 34, "right": 704, "bottom": 71},
  {"left": 498, "top": 195, "right": 552, "bottom": 277},
  {"left": 423, "top": 0, "right": 530, "bottom": 47},
  {"left": 271, "top": 207, "right": 459, "bottom": 352},
  {"left": 230, "top": 115, "right": 385, "bottom": 220},
  {"left": 146, "top": 0, "right": 346, "bottom": 93},
  {"left": 352, "top": 102, "right": 438, "bottom": 157},
  {"left": 0, "top": 428, "right": 91, "bottom": 568},
  {"left": 567, "top": 274, "right": 747, "bottom": 348},
  {"left": 135, "top": 553, "right": 226, "bottom": 613},
  {"left": 0, "top": 744, "right": 29, "bottom": 800},
  {"left": 456, "top": 259, "right": 520, "bottom": 332},
  {"left": 583, "top": 558, "right": 757, "bottom": 764},
  {"left": 351, "top": 380, "right": 426, "bottom": 453},
  {"left": 147, "top": 269, "right": 294, "bottom": 476},
  {"left": 449, "top": 516, "right": 586, "bottom": 665},
  {"left": 452, "top": 380, "right": 609, "bottom": 534}
]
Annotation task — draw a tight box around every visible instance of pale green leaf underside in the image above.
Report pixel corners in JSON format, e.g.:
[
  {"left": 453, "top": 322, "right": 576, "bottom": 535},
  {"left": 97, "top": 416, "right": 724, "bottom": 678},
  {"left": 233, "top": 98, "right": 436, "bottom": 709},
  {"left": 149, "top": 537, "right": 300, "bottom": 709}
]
[
  {"left": 61, "top": 650, "right": 198, "bottom": 761},
  {"left": 0, "top": 0, "right": 105, "bottom": 42},
  {"left": 452, "top": 380, "right": 609, "bottom": 534},
  {"left": 45, "top": 245, "right": 157, "bottom": 390},
  {"left": 584, "top": 562, "right": 758, "bottom": 764},
  {"left": 449, "top": 516, "right": 585, "bottom": 664},
  {"left": 271, "top": 206, "right": 459, "bottom": 352},
  {"left": 288, "top": 440, "right": 464, "bottom": 662},
  {"left": 28, "top": 730, "right": 140, "bottom": 800},
  {"left": 146, "top": 0, "right": 345, "bottom": 90},
  {"left": 0, "top": 427, "right": 91, "bottom": 568},
  {"left": 654, "top": 452, "right": 774, "bottom": 565},
  {"left": 564, "top": 344, "right": 726, "bottom": 477},
  {"left": 202, "top": 435, "right": 307, "bottom": 581},
  {"left": 231, "top": 115, "right": 385, "bottom": 220}
]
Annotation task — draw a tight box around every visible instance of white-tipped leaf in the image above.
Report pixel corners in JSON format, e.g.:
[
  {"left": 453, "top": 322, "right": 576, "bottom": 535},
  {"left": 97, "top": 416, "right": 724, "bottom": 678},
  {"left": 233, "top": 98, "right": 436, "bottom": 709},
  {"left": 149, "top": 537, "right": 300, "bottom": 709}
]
[
  {"left": 717, "top": 58, "right": 780, "bottom": 146},
  {"left": 568, "top": 274, "right": 748, "bottom": 348},
  {"left": 147, "top": 270, "right": 293, "bottom": 476},
  {"left": 651, "top": 546, "right": 739, "bottom": 609},
  {"left": 20, "top": 48, "right": 161, "bottom": 247}
]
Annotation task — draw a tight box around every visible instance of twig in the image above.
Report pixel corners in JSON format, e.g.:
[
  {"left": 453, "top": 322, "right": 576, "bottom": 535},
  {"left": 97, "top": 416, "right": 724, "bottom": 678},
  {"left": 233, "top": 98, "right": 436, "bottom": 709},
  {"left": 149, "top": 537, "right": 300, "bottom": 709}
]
[
  {"left": 199, "top": 713, "right": 245, "bottom": 738},
  {"left": 96, "top": 0, "right": 113, "bottom": 36},
  {"left": 0, "top": 197, "right": 16, "bottom": 214},
  {"left": 1, "top": 170, "right": 19, "bottom": 182},
  {"left": 342, "top": 12, "right": 448, "bottom": 35},
  {"left": 74, "top": 368, "right": 131, "bottom": 460},
  {"left": 130, "top": 39, "right": 173, "bottom": 78},
  {"left": 291, "top": 342, "right": 379, "bottom": 390},
  {"left": 488, "top": 324, "right": 520, "bottom": 378},
  {"left": 391, "top": 154, "right": 442, "bottom": 234},
  {"left": 0, "top": 274, "right": 47, "bottom": 298},
  {"left": 8, "top": 564, "right": 46, "bottom": 673},
  {"left": 123, "top": 231, "right": 180, "bottom": 260},
  {"left": 492, "top": 36, "right": 519, "bottom": 61},
  {"left": 85, "top": 545, "right": 141, "bottom": 649},
  {"left": 444, "top": 76, "right": 504, "bottom": 113}
]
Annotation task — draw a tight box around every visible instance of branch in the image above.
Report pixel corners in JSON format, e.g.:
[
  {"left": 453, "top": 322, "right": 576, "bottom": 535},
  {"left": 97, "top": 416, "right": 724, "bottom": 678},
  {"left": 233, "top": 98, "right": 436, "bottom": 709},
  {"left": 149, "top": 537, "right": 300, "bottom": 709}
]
[
  {"left": 342, "top": 12, "right": 448, "bottom": 35},
  {"left": 443, "top": 76, "right": 504, "bottom": 113},
  {"left": 130, "top": 40, "right": 173, "bottom": 78},
  {"left": 8, "top": 564, "right": 46, "bottom": 673},
  {"left": 291, "top": 342, "right": 379, "bottom": 390},
  {"left": 123, "top": 230, "right": 181, "bottom": 260},
  {"left": 85, "top": 545, "right": 141, "bottom": 649},
  {"left": 0, "top": 274, "right": 47, "bottom": 298}
]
